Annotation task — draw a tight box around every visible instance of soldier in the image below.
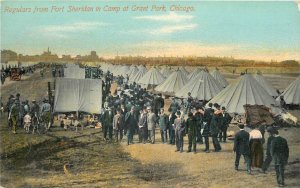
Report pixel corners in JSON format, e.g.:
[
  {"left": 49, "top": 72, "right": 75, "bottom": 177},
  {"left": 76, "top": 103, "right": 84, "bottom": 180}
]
[
  {"left": 186, "top": 112, "right": 197, "bottom": 153},
  {"left": 194, "top": 106, "right": 204, "bottom": 144},
  {"left": 187, "top": 92, "right": 193, "bottom": 113},
  {"left": 168, "top": 109, "right": 176, "bottom": 145},
  {"left": 233, "top": 124, "right": 251, "bottom": 174},
  {"left": 203, "top": 103, "right": 214, "bottom": 153},
  {"left": 147, "top": 107, "right": 157, "bottom": 144},
  {"left": 31, "top": 100, "right": 40, "bottom": 134},
  {"left": 219, "top": 107, "right": 232, "bottom": 142},
  {"left": 174, "top": 111, "right": 185, "bottom": 153},
  {"left": 262, "top": 127, "right": 276, "bottom": 173},
  {"left": 158, "top": 108, "right": 168, "bottom": 144},
  {"left": 125, "top": 107, "right": 138, "bottom": 145},
  {"left": 113, "top": 109, "right": 124, "bottom": 142},
  {"left": 270, "top": 130, "right": 289, "bottom": 187},
  {"left": 8, "top": 99, "right": 19, "bottom": 134},
  {"left": 40, "top": 99, "right": 52, "bottom": 132},
  {"left": 138, "top": 107, "right": 148, "bottom": 144},
  {"left": 102, "top": 107, "right": 114, "bottom": 141}
]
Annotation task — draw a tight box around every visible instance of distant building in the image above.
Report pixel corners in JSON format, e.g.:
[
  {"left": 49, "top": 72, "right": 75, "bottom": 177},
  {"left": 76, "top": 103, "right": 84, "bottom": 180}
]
[{"left": 1, "top": 50, "right": 18, "bottom": 63}]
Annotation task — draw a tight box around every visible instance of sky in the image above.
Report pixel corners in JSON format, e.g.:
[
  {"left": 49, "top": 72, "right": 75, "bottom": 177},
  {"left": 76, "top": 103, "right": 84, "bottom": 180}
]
[{"left": 1, "top": 1, "right": 300, "bottom": 61}]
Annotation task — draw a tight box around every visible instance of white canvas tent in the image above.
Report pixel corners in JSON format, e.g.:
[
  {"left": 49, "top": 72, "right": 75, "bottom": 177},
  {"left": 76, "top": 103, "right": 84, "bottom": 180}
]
[
  {"left": 129, "top": 67, "right": 147, "bottom": 83},
  {"left": 254, "top": 73, "right": 278, "bottom": 97},
  {"left": 179, "top": 66, "right": 189, "bottom": 77},
  {"left": 207, "top": 74, "right": 277, "bottom": 114},
  {"left": 160, "top": 67, "right": 172, "bottom": 78},
  {"left": 175, "top": 71, "right": 223, "bottom": 100},
  {"left": 188, "top": 68, "right": 202, "bottom": 80},
  {"left": 210, "top": 69, "right": 229, "bottom": 88},
  {"left": 155, "top": 70, "right": 188, "bottom": 93},
  {"left": 276, "top": 77, "right": 300, "bottom": 105},
  {"left": 129, "top": 66, "right": 139, "bottom": 78},
  {"left": 54, "top": 78, "right": 102, "bottom": 114},
  {"left": 64, "top": 64, "right": 85, "bottom": 79},
  {"left": 137, "top": 67, "right": 166, "bottom": 87}
]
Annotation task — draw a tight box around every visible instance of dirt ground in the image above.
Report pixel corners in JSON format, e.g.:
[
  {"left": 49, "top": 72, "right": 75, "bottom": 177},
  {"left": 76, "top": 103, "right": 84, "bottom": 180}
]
[{"left": 0, "top": 67, "right": 299, "bottom": 188}]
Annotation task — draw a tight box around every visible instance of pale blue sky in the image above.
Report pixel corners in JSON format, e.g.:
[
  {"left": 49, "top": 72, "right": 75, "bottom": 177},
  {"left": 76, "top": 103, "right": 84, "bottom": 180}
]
[{"left": 1, "top": 1, "right": 300, "bottom": 61}]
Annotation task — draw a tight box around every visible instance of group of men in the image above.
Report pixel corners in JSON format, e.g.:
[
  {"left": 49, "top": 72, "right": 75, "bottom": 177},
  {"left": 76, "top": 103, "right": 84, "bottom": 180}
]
[{"left": 4, "top": 93, "right": 52, "bottom": 134}]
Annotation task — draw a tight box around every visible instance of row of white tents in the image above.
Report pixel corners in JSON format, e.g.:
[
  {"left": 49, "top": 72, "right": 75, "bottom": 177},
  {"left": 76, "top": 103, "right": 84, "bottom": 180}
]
[{"left": 53, "top": 62, "right": 299, "bottom": 115}]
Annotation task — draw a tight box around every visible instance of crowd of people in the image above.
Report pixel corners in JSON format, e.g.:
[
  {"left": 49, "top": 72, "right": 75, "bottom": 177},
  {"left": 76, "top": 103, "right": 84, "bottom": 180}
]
[
  {"left": 1, "top": 65, "right": 36, "bottom": 84},
  {"left": 1, "top": 65, "right": 290, "bottom": 187}
]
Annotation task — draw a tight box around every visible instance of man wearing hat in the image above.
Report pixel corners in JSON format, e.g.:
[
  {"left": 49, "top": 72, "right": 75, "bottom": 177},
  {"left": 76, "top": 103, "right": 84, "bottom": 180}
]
[
  {"left": 147, "top": 107, "right": 157, "bottom": 144},
  {"left": 41, "top": 99, "right": 52, "bottom": 132},
  {"left": 113, "top": 108, "right": 124, "bottom": 142},
  {"left": 154, "top": 93, "right": 164, "bottom": 116},
  {"left": 103, "top": 107, "right": 114, "bottom": 141},
  {"left": 125, "top": 106, "right": 138, "bottom": 145},
  {"left": 219, "top": 107, "right": 232, "bottom": 142},
  {"left": 186, "top": 112, "right": 197, "bottom": 153},
  {"left": 262, "top": 126, "right": 276, "bottom": 173},
  {"left": 210, "top": 103, "right": 222, "bottom": 152},
  {"left": 271, "top": 130, "right": 289, "bottom": 187},
  {"left": 168, "top": 109, "right": 177, "bottom": 145},
  {"left": 174, "top": 111, "right": 185, "bottom": 152},
  {"left": 233, "top": 124, "right": 251, "bottom": 174},
  {"left": 203, "top": 103, "right": 214, "bottom": 152},
  {"left": 158, "top": 108, "right": 168, "bottom": 144},
  {"left": 194, "top": 106, "right": 204, "bottom": 144},
  {"left": 31, "top": 100, "right": 40, "bottom": 134}
]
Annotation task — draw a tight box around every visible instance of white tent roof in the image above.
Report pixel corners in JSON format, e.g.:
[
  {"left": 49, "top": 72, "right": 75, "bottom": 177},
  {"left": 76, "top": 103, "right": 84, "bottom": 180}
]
[
  {"left": 54, "top": 78, "right": 102, "bottom": 114},
  {"left": 155, "top": 70, "right": 188, "bottom": 93},
  {"left": 175, "top": 71, "right": 223, "bottom": 100},
  {"left": 208, "top": 83, "right": 235, "bottom": 106},
  {"left": 137, "top": 67, "right": 166, "bottom": 86},
  {"left": 276, "top": 77, "right": 300, "bottom": 105},
  {"left": 254, "top": 74, "right": 278, "bottom": 97},
  {"left": 188, "top": 68, "right": 202, "bottom": 80},
  {"left": 129, "top": 66, "right": 139, "bottom": 78},
  {"left": 179, "top": 66, "right": 189, "bottom": 76},
  {"left": 64, "top": 64, "right": 85, "bottom": 79},
  {"left": 210, "top": 70, "right": 229, "bottom": 88},
  {"left": 129, "top": 67, "right": 147, "bottom": 83},
  {"left": 160, "top": 67, "right": 172, "bottom": 78},
  {"left": 207, "top": 74, "right": 277, "bottom": 114}
]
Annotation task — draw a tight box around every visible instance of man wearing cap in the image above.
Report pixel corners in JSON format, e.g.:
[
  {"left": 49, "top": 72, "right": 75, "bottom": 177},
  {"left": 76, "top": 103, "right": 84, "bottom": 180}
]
[
  {"left": 8, "top": 99, "right": 19, "bottom": 134},
  {"left": 219, "top": 107, "right": 232, "bottom": 142},
  {"left": 262, "top": 126, "right": 276, "bottom": 173},
  {"left": 158, "top": 108, "right": 168, "bottom": 144},
  {"left": 186, "top": 112, "right": 197, "bottom": 153},
  {"left": 147, "top": 107, "right": 157, "bottom": 144},
  {"left": 174, "top": 111, "right": 185, "bottom": 152},
  {"left": 125, "top": 106, "right": 138, "bottom": 145},
  {"left": 169, "top": 98, "right": 179, "bottom": 113},
  {"left": 233, "top": 124, "right": 251, "bottom": 174},
  {"left": 271, "top": 130, "right": 289, "bottom": 187}
]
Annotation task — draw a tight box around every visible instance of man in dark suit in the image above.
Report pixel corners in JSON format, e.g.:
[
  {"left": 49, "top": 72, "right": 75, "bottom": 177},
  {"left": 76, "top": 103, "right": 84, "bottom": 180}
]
[
  {"left": 103, "top": 107, "right": 114, "bottom": 141},
  {"left": 262, "top": 126, "right": 276, "bottom": 173},
  {"left": 203, "top": 103, "right": 214, "bottom": 152},
  {"left": 271, "top": 130, "right": 289, "bottom": 187},
  {"left": 233, "top": 124, "right": 251, "bottom": 174}
]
